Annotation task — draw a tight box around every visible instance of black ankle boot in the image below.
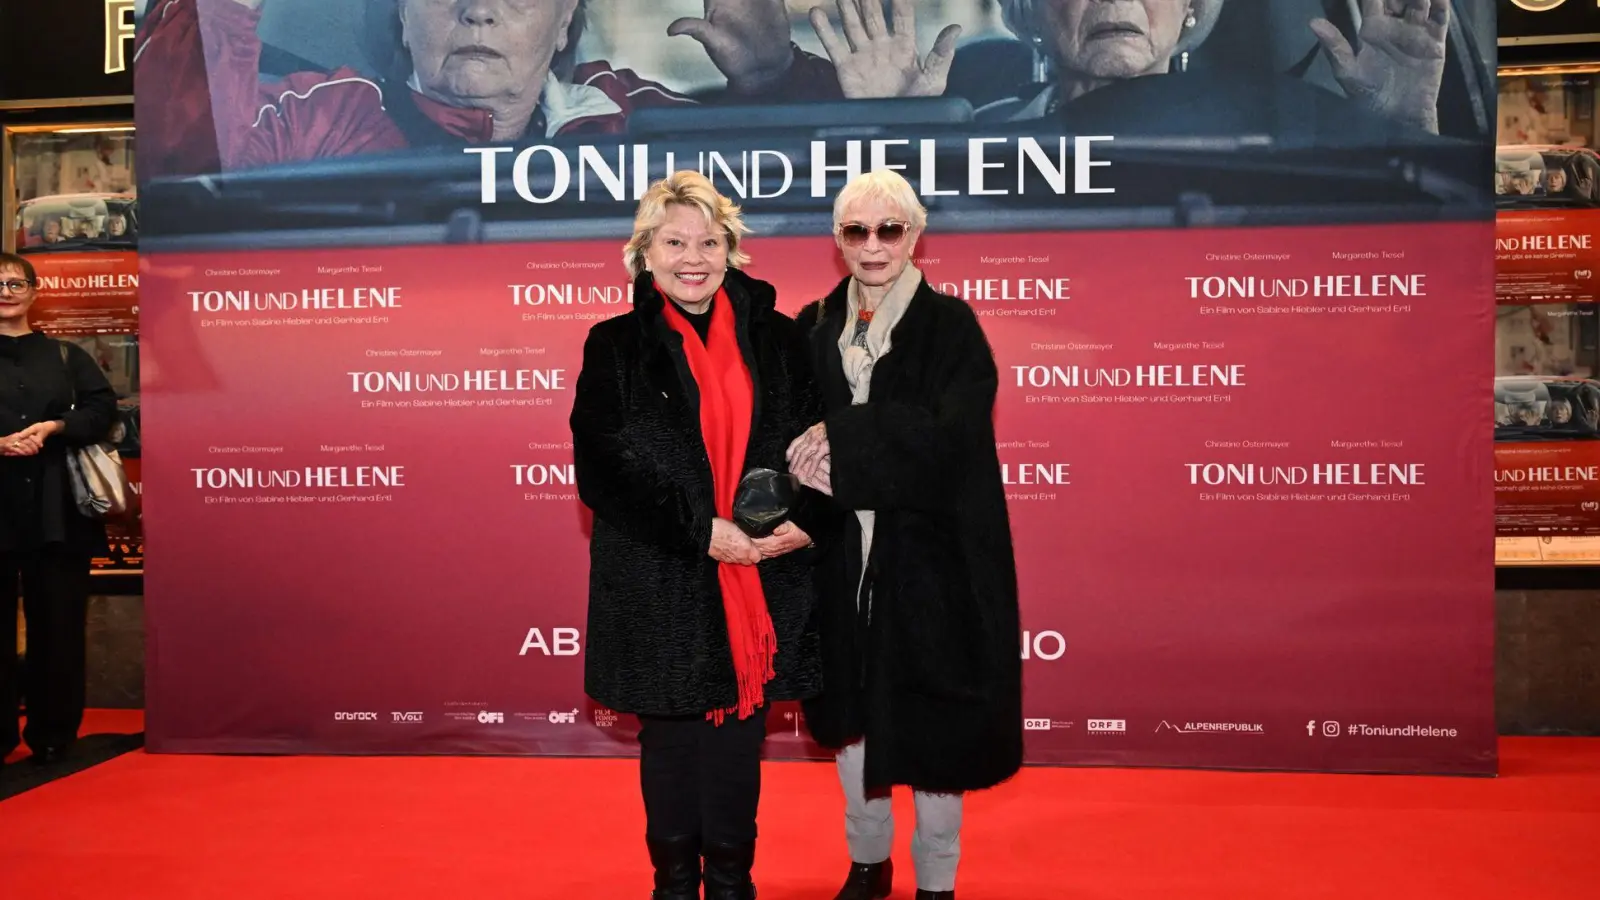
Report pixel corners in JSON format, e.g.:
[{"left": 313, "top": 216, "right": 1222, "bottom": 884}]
[
  {"left": 914, "top": 891, "right": 954, "bottom": 900},
  {"left": 701, "top": 839, "right": 756, "bottom": 900},
  {"left": 833, "top": 858, "right": 892, "bottom": 900},
  {"left": 646, "top": 834, "right": 701, "bottom": 900}
]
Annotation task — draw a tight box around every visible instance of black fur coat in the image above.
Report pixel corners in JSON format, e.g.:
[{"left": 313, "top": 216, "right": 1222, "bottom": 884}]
[
  {"left": 796, "top": 275, "right": 1023, "bottom": 794},
  {"left": 572, "top": 268, "right": 825, "bottom": 717}
]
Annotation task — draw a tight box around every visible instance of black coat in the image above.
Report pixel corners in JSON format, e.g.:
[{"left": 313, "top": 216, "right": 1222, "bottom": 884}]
[
  {"left": 796, "top": 276, "right": 1023, "bottom": 794},
  {"left": 0, "top": 332, "right": 118, "bottom": 555},
  {"left": 572, "top": 268, "right": 826, "bottom": 718}
]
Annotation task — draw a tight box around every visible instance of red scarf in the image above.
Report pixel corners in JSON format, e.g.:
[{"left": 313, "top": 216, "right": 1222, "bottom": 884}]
[{"left": 659, "top": 285, "right": 777, "bottom": 725}]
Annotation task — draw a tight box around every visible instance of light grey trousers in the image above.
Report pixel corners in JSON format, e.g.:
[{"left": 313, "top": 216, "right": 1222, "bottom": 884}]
[{"left": 836, "top": 738, "right": 965, "bottom": 892}]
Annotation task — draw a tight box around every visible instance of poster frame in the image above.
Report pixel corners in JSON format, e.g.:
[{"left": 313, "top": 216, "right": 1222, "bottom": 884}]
[{"left": 1494, "top": 60, "right": 1600, "bottom": 568}]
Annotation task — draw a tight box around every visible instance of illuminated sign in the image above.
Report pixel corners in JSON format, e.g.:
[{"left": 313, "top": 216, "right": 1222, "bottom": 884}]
[
  {"left": 1508, "top": 0, "right": 1597, "bottom": 9},
  {"left": 104, "top": 0, "right": 136, "bottom": 75}
]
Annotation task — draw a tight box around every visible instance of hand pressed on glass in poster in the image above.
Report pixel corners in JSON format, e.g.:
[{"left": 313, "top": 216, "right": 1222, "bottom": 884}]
[
  {"left": 752, "top": 521, "right": 813, "bottom": 559},
  {"left": 710, "top": 517, "right": 763, "bottom": 566},
  {"left": 809, "top": 0, "right": 962, "bottom": 99},
  {"left": 0, "top": 421, "right": 63, "bottom": 457},
  {"left": 669, "top": 0, "right": 796, "bottom": 95},
  {"left": 1308, "top": 0, "right": 1448, "bottom": 133}
]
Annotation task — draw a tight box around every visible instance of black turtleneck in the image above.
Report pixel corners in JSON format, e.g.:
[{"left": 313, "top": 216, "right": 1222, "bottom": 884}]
[{"left": 674, "top": 300, "right": 714, "bottom": 343}]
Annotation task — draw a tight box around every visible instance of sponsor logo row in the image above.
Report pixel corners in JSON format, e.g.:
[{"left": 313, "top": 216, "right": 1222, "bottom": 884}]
[
  {"left": 1022, "top": 718, "right": 1462, "bottom": 739},
  {"left": 332, "top": 708, "right": 614, "bottom": 726}
]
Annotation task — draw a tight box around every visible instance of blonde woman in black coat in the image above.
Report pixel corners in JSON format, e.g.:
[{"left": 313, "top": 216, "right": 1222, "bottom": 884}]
[
  {"left": 571, "top": 171, "right": 827, "bottom": 900},
  {"left": 788, "top": 171, "right": 1023, "bottom": 900},
  {"left": 0, "top": 252, "right": 118, "bottom": 770}
]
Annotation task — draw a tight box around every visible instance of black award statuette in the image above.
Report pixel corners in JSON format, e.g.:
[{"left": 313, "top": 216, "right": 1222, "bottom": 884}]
[{"left": 732, "top": 467, "right": 800, "bottom": 537}]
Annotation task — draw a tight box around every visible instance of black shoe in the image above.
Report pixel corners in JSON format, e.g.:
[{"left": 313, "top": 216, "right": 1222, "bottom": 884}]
[
  {"left": 833, "top": 859, "right": 893, "bottom": 900},
  {"left": 701, "top": 839, "right": 756, "bottom": 900},
  {"left": 914, "top": 892, "right": 954, "bottom": 900},
  {"left": 27, "top": 745, "right": 70, "bottom": 765},
  {"left": 646, "top": 834, "right": 701, "bottom": 900}
]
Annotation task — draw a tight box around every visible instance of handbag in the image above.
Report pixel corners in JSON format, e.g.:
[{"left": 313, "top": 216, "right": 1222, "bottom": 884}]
[
  {"left": 732, "top": 467, "right": 800, "bottom": 537},
  {"left": 57, "top": 342, "right": 132, "bottom": 518}
]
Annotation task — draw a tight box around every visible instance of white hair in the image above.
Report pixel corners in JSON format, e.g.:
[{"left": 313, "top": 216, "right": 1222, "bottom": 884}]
[{"left": 832, "top": 169, "right": 928, "bottom": 232}]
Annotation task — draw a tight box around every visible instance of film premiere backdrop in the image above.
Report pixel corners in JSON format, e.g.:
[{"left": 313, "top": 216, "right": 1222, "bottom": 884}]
[
  {"left": 2, "top": 0, "right": 142, "bottom": 574},
  {"left": 133, "top": 0, "right": 1498, "bottom": 773}
]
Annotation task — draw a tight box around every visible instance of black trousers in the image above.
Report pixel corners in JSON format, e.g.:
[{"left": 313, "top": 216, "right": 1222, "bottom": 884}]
[
  {"left": 1, "top": 547, "right": 92, "bottom": 757},
  {"left": 638, "top": 704, "right": 768, "bottom": 845}
]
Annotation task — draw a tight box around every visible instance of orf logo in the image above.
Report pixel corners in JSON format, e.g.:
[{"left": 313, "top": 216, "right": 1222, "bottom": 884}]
[
  {"left": 1024, "top": 718, "right": 1051, "bottom": 731},
  {"left": 478, "top": 711, "right": 505, "bottom": 724},
  {"left": 1086, "top": 719, "right": 1126, "bottom": 734}
]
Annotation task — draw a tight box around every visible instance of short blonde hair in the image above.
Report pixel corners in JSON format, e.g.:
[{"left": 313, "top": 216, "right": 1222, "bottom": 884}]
[
  {"left": 832, "top": 169, "right": 927, "bottom": 233},
  {"left": 623, "top": 170, "right": 751, "bottom": 278}
]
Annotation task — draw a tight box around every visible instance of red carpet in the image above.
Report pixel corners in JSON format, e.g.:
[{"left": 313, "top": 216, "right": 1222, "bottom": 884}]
[{"left": 2, "top": 723, "right": 1596, "bottom": 899}]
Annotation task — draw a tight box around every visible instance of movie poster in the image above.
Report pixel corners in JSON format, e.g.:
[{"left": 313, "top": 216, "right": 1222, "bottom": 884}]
[
  {"left": 1495, "top": 67, "right": 1600, "bottom": 565},
  {"left": 135, "top": 0, "right": 1498, "bottom": 774},
  {"left": 9, "top": 128, "right": 143, "bottom": 572}
]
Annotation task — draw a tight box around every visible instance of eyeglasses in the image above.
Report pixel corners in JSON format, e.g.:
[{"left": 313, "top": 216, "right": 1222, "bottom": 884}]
[
  {"left": 0, "top": 280, "right": 34, "bottom": 293},
  {"left": 837, "top": 221, "right": 909, "bottom": 247}
]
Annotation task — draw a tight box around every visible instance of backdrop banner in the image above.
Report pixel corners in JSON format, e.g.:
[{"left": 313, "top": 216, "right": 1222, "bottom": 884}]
[{"left": 134, "top": 0, "right": 1498, "bottom": 774}]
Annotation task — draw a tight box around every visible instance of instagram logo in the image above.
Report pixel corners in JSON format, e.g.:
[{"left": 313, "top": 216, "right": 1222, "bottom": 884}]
[{"left": 1322, "top": 721, "right": 1341, "bottom": 737}]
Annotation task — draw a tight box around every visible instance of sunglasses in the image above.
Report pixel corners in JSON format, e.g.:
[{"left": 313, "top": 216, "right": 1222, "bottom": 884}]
[{"left": 837, "top": 221, "right": 909, "bottom": 246}]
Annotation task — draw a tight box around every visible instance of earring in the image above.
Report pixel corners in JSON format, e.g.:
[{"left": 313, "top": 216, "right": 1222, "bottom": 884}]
[
  {"left": 1179, "top": 51, "right": 1189, "bottom": 72},
  {"left": 1185, "top": 13, "right": 1197, "bottom": 27}
]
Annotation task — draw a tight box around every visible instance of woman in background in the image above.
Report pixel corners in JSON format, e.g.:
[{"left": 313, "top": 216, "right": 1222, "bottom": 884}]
[{"left": 0, "top": 252, "right": 118, "bottom": 771}]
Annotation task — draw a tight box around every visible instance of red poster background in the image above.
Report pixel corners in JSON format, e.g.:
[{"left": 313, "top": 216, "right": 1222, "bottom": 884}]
[
  {"left": 141, "top": 221, "right": 1496, "bottom": 774},
  {"left": 25, "top": 252, "right": 140, "bottom": 334}
]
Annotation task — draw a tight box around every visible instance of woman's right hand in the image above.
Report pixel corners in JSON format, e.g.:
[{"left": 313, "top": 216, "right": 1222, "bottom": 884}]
[
  {"left": 709, "top": 517, "right": 762, "bottom": 566},
  {"left": 808, "top": 0, "right": 961, "bottom": 100}
]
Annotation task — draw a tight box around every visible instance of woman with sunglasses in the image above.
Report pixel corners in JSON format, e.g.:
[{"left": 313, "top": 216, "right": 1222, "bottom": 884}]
[{"left": 788, "top": 170, "right": 1023, "bottom": 900}]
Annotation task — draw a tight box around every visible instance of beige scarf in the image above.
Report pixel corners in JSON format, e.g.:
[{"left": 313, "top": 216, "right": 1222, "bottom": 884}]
[{"left": 837, "top": 265, "right": 921, "bottom": 612}]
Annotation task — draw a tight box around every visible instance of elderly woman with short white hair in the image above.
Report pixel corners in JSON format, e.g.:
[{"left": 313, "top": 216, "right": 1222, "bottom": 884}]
[
  {"left": 572, "top": 169, "right": 827, "bottom": 900},
  {"left": 789, "top": 169, "right": 1023, "bottom": 900},
  {"left": 813, "top": 0, "right": 1450, "bottom": 135}
]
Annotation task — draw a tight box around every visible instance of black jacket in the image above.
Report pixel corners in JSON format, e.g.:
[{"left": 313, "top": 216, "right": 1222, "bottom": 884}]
[
  {"left": 796, "top": 276, "right": 1023, "bottom": 794},
  {"left": 0, "top": 332, "right": 118, "bottom": 555},
  {"left": 572, "top": 268, "right": 826, "bottom": 717}
]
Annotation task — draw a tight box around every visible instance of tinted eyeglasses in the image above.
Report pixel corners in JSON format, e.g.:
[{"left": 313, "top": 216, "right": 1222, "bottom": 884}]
[{"left": 837, "top": 221, "right": 909, "bottom": 247}]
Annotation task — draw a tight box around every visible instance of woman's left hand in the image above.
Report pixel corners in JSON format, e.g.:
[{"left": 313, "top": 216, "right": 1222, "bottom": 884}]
[
  {"left": 1, "top": 421, "right": 60, "bottom": 457},
  {"left": 670, "top": 0, "right": 795, "bottom": 95},
  {"left": 1310, "top": 0, "right": 1448, "bottom": 134},
  {"left": 752, "top": 521, "right": 812, "bottom": 558}
]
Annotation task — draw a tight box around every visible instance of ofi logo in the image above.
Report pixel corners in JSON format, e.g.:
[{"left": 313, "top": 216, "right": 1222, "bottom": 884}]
[
  {"left": 548, "top": 709, "right": 580, "bottom": 724},
  {"left": 334, "top": 712, "right": 377, "bottom": 721},
  {"left": 478, "top": 711, "right": 505, "bottom": 724},
  {"left": 1021, "top": 630, "right": 1066, "bottom": 661},
  {"left": 520, "top": 627, "right": 582, "bottom": 656}
]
